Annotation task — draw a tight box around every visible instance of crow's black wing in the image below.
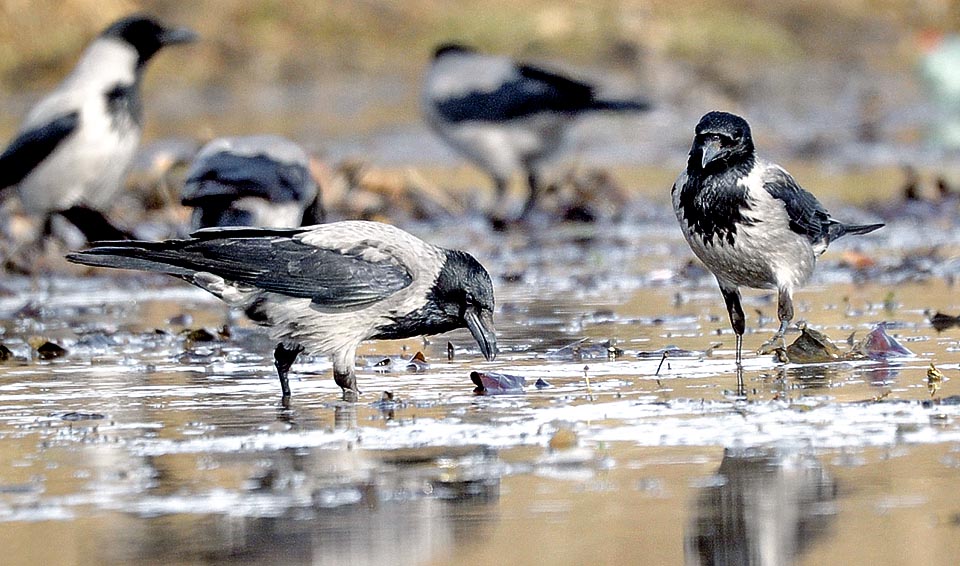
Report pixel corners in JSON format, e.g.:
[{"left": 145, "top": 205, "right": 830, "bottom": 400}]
[
  {"left": 434, "top": 63, "right": 595, "bottom": 122},
  {"left": 0, "top": 112, "right": 79, "bottom": 189},
  {"left": 67, "top": 229, "right": 413, "bottom": 311},
  {"left": 762, "top": 166, "right": 833, "bottom": 245},
  {"left": 182, "top": 152, "right": 312, "bottom": 204}
]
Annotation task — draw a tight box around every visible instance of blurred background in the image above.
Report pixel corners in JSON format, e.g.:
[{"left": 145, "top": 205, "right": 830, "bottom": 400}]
[{"left": 1, "top": 0, "right": 958, "bottom": 208}]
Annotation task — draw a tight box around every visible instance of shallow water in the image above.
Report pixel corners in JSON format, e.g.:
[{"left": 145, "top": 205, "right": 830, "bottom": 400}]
[{"left": 2, "top": 213, "right": 960, "bottom": 565}]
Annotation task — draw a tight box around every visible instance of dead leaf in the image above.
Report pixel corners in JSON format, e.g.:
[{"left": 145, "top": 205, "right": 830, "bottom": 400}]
[
  {"left": 784, "top": 324, "right": 842, "bottom": 363},
  {"left": 853, "top": 324, "right": 913, "bottom": 359},
  {"left": 470, "top": 371, "right": 526, "bottom": 394},
  {"left": 928, "top": 363, "right": 945, "bottom": 397}
]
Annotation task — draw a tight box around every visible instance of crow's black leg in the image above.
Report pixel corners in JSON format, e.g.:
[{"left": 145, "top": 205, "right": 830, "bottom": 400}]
[
  {"left": 719, "top": 280, "right": 745, "bottom": 365},
  {"left": 58, "top": 206, "right": 132, "bottom": 241},
  {"left": 518, "top": 168, "right": 540, "bottom": 220},
  {"left": 273, "top": 343, "right": 303, "bottom": 400}
]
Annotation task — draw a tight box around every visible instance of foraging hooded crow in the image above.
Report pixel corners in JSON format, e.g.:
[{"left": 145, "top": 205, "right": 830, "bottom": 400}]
[
  {"left": 181, "top": 135, "right": 324, "bottom": 230},
  {"left": 66, "top": 221, "right": 498, "bottom": 401},
  {"left": 672, "top": 111, "right": 883, "bottom": 362},
  {"left": 0, "top": 15, "right": 196, "bottom": 242},
  {"left": 422, "top": 43, "right": 650, "bottom": 221}
]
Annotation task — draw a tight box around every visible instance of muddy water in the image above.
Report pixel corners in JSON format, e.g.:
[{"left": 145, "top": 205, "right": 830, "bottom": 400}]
[{"left": 2, "top": 214, "right": 960, "bottom": 565}]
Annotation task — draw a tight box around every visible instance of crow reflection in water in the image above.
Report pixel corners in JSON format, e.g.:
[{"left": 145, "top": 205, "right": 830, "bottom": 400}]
[{"left": 686, "top": 448, "right": 837, "bottom": 566}]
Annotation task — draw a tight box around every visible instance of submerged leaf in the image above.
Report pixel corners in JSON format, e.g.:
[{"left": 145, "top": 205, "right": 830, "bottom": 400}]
[
  {"left": 854, "top": 324, "right": 913, "bottom": 359},
  {"left": 470, "top": 371, "right": 526, "bottom": 394}
]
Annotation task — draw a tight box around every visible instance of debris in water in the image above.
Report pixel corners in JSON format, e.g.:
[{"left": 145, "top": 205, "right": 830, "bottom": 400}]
[
  {"left": 33, "top": 340, "right": 67, "bottom": 360},
  {"left": 167, "top": 313, "right": 193, "bottom": 326},
  {"left": 470, "top": 371, "right": 526, "bottom": 394},
  {"left": 58, "top": 412, "right": 106, "bottom": 421},
  {"left": 927, "top": 363, "right": 945, "bottom": 397},
  {"left": 548, "top": 427, "right": 578, "bottom": 451},
  {"left": 930, "top": 311, "right": 960, "bottom": 332},
  {"left": 372, "top": 352, "right": 429, "bottom": 372},
  {"left": 784, "top": 324, "right": 843, "bottom": 364},
  {"left": 853, "top": 323, "right": 913, "bottom": 359},
  {"left": 534, "top": 378, "right": 551, "bottom": 389},
  {"left": 447, "top": 341, "right": 455, "bottom": 361},
  {"left": 182, "top": 328, "right": 217, "bottom": 344},
  {"left": 406, "top": 351, "right": 429, "bottom": 372},
  {"left": 0, "top": 344, "right": 12, "bottom": 361},
  {"left": 637, "top": 346, "right": 702, "bottom": 359},
  {"left": 548, "top": 338, "right": 623, "bottom": 361}
]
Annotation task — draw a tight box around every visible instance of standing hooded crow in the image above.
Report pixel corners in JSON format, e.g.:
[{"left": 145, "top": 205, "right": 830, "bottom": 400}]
[
  {"left": 66, "top": 221, "right": 498, "bottom": 402},
  {"left": 0, "top": 15, "right": 196, "bottom": 242},
  {"left": 422, "top": 43, "right": 650, "bottom": 221},
  {"left": 672, "top": 111, "right": 883, "bottom": 363}
]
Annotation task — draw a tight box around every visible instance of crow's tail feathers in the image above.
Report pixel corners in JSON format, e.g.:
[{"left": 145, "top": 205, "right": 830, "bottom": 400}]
[
  {"left": 65, "top": 240, "right": 195, "bottom": 279},
  {"left": 828, "top": 221, "right": 884, "bottom": 242},
  {"left": 588, "top": 97, "right": 652, "bottom": 113}
]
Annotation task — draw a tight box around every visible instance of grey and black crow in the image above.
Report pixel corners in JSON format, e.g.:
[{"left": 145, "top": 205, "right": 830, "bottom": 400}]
[
  {"left": 66, "top": 221, "right": 498, "bottom": 401},
  {"left": 0, "top": 15, "right": 196, "bottom": 242},
  {"left": 422, "top": 43, "right": 650, "bottom": 221},
  {"left": 181, "top": 135, "right": 324, "bottom": 230},
  {"left": 672, "top": 111, "right": 883, "bottom": 363}
]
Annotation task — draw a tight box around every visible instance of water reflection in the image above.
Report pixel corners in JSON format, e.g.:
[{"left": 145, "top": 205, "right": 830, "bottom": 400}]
[
  {"left": 98, "top": 445, "right": 501, "bottom": 566},
  {"left": 686, "top": 448, "right": 837, "bottom": 566}
]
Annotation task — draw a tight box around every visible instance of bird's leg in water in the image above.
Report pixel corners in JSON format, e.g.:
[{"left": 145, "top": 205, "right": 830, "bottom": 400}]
[
  {"left": 333, "top": 350, "right": 360, "bottom": 402},
  {"left": 719, "top": 281, "right": 745, "bottom": 365},
  {"left": 274, "top": 343, "right": 303, "bottom": 401},
  {"left": 760, "top": 289, "right": 793, "bottom": 354},
  {"left": 334, "top": 368, "right": 360, "bottom": 402}
]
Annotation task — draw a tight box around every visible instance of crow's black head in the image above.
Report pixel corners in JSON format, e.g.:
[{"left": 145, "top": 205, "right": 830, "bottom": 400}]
[
  {"left": 690, "top": 111, "right": 754, "bottom": 173},
  {"left": 102, "top": 15, "right": 196, "bottom": 66},
  {"left": 433, "top": 43, "right": 476, "bottom": 59},
  {"left": 432, "top": 250, "right": 497, "bottom": 360}
]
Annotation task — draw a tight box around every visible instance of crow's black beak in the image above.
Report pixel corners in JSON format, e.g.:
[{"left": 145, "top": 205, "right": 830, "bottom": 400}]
[
  {"left": 465, "top": 309, "right": 497, "bottom": 361},
  {"left": 160, "top": 26, "right": 198, "bottom": 46},
  {"left": 700, "top": 137, "right": 722, "bottom": 169}
]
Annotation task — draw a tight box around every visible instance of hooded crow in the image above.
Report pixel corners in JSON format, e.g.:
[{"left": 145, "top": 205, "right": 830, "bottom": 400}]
[
  {"left": 66, "top": 221, "right": 498, "bottom": 401},
  {"left": 422, "top": 43, "right": 650, "bottom": 221},
  {"left": 672, "top": 111, "right": 883, "bottom": 363},
  {"left": 181, "top": 135, "right": 324, "bottom": 230},
  {"left": 0, "top": 15, "right": 196, "bottom": 242}
]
